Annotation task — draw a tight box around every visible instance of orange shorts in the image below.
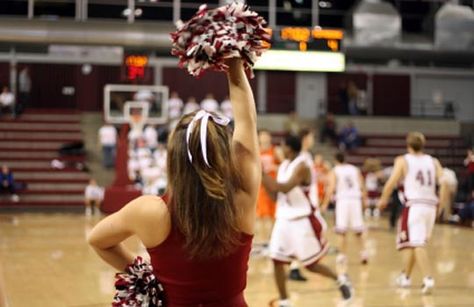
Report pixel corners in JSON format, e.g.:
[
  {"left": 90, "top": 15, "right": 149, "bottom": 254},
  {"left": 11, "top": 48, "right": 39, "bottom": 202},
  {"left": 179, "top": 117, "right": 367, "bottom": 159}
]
[{"left": 257, "top": 186, "right": 276, "bottom": 218}]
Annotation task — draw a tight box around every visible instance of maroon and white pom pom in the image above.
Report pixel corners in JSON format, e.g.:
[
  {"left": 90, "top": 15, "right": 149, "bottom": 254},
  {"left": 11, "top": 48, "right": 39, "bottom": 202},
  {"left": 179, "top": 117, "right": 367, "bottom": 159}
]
[
  {"left": 170, "top": 2, "right": 271, "bottom": 78},
  {"left": 113, "top": 257, "right": 165, "bottom": 307}
]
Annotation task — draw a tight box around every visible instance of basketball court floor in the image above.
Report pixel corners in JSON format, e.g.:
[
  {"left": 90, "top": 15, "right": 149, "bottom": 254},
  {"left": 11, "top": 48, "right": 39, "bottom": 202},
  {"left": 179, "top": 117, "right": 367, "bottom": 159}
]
[{"left": 0, "top": 213, "right": 472, "bottom": 307}]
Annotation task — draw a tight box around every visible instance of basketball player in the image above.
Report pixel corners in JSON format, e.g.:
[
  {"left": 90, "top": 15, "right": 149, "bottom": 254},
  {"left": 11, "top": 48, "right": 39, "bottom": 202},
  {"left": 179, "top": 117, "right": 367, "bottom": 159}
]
[
  {"left": 88, "top": 59, "right": 261, "bottom": 306},
  {"left": 256, "top": 130, "right": 280, "bottom": 244},
  {"left": 377, "top": 132, "right": 447, "bottom": 294},
  {"left": 321, "top": 152, "right": 369, "bottom": 268},
  {"left": 262, "top": 135, "right": 353, "bottom": 306}
]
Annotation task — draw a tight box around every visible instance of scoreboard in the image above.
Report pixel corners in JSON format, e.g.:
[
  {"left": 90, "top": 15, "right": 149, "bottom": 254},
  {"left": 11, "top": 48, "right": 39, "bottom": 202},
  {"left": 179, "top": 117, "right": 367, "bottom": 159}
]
[
  {"left": 255, "top": 27, "right": 345, "bottom": 72},
  {"left": 267, "top": 27, "right": 344, "bottom": 52}
]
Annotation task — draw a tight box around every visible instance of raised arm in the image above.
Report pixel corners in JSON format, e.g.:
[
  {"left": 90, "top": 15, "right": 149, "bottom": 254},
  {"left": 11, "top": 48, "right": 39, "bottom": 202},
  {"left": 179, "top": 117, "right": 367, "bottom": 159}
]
[
  {"left": 226, "top": 59, "right": 261, "bottom": 196},
  {"left": 377, "top": 157, "right": 405, "bottom": 210}
]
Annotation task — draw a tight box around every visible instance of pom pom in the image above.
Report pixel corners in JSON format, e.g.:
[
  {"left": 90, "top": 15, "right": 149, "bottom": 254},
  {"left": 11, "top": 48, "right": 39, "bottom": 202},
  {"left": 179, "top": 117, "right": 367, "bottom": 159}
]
[
  {"left": 170, "top": 2, "right": 271, "bottom": 78},
  {"left": 113, "top": 257, "right": 165, "bottom": 307}
]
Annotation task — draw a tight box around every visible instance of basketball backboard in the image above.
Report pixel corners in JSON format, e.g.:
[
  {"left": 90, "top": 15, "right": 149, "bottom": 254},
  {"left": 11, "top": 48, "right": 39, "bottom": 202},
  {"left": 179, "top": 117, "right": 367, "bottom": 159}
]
[{"left": 104, "top": 84, "right": 169, "bottom": 125}]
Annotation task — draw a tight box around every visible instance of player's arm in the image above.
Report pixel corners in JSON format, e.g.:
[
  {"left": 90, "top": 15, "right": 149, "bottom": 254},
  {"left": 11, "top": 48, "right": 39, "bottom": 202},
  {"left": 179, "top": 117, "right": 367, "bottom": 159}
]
[
  {"left": 377, "top": 156, "right": 405, "bottom": 210},
  {"left": 87, "top": 195, "right": 168, "bottom": 271},
  {"left": 321, "top": 170, "right": 336, "bottom": 212},
  {"left": 262, "top": 163, "right": 310, "bottom": 194},
  {"left": 359, "top": 172, "right": 368, "bottom": 209},
  {"left": 226, "top": 59, "right": 261, "bottom": 199}
]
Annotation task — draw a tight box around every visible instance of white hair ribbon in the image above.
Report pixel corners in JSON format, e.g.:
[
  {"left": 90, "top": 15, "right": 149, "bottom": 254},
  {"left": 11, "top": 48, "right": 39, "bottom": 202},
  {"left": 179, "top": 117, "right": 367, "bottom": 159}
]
[{"left": 186, "top": 110, "right": 231, "bottom": 167}]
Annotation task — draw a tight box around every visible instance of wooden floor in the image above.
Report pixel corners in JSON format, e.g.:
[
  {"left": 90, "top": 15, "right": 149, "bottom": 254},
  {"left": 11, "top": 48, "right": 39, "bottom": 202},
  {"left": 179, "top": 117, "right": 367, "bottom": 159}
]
[{"left": 0, "top": 213, "right": 472, "bottom": 307}]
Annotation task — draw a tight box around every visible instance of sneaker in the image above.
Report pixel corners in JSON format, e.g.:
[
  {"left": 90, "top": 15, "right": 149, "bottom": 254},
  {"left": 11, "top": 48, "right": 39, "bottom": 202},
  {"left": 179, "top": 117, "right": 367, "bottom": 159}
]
[
  {"left": 337, "top": 274, "right": 353, "bottom": 301},
  {"left": 396, "top": 273, "right": 411, "bottom": 288},
  {"left": 373, "top": 208, "right": 380, "bottom": 218},
  {"left": 11, "top": 194, "right": 20, "bottom": 202},
  {"left": 288, "top": 268, "right": 307, "bottom": 282},
  {"left": 421, "top": 276, "right": 434, "bottom": 295}
]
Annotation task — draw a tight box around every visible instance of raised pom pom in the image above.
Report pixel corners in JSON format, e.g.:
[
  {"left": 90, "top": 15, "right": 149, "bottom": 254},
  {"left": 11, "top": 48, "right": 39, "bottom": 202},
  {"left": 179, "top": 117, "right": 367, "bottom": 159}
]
[
  {"left": 113, "top": 257, "right": 165, "bottom": 307},
  {"left": 170, "top": 2, "right": 271, "bottom": 78}
]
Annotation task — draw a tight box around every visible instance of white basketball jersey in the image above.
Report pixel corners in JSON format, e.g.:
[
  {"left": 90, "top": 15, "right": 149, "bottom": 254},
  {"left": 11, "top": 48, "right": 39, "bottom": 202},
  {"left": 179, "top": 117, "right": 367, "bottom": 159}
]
[
  {"left": 334, "top": 164, "right": 362, "bottom": 201},
  {"left": 276, "top": 155, "right": 313, "bottom": 220},
  {"left": 300, "top": 151, "right": 319, "bottom": 207},
  {"left": 402, "top": 153, "right": 438, "bottom": 206}
]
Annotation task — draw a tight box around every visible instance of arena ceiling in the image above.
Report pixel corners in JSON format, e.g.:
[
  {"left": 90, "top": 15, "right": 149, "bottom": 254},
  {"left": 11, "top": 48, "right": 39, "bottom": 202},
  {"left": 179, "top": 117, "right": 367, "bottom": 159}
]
[{"left": 1, "top": 0, "right": 473, "bottom": 35}]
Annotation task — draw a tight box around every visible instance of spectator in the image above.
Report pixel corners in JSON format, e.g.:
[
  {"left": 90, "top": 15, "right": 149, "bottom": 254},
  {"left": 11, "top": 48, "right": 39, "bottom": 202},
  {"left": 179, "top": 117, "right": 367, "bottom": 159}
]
[
  {"left": 98, "top": 123, "right": 117, "bottom": 169},
  {"left": 283, "top": 111, "right": 301, "bottom": 135},
  {"left": 464, "top": 148, "right": 474, "bottom": 193},
  {"left": 347, "top": 81, "right": 359, "bottom": 115},
  {"left": 319, "top": 112, "right": 338, "bottom": 144},
  {"left": 0, "top": 86, "right": 16, "bottom": 118},
  {"left": 84, "top": 179, "right": 104, "bottom": 216},
  {"left": 143, "top": 124, "right": 158, "bottom": 152},
  {"left": 0, "top": 165, "right": 19, "bottom": 202},
  {"left": 449, "top": 191, "right": 474, "bottom": 227},
  {"left": 338, "top": 81, "right": 349, "bottom": 114},
  {"left": 200, "top": 93, "right": 219, "bottom": 112},
  {"left": 440, "top": 167, "right": 458, "bottom": 221},
  {"left": 338, "top": 122, "right": 359, "bottom": 151},
  {"left": 220, "top": 96, "right": 233, "bottom": 119},
  {"left": 183, "top": 97, "right": 200, "bottom": 115},
  {"left": 167, "top": 91, "right": 183, "bottom": 130},
  {"left": 168, "top": 91, "right": 183, "bottom": 119},
  {"left": 18, "top": 67, "right": 31, "bottom": 115}
]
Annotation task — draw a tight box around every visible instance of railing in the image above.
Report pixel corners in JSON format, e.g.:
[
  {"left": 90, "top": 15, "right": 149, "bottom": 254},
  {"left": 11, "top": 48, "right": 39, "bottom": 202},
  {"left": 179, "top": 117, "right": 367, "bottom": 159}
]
[
  {"left": 411, "top": 99, "right": 457, "bottom": 119},
  {"left": 0, "top": 0, "right": 350, "bottom": 27}
]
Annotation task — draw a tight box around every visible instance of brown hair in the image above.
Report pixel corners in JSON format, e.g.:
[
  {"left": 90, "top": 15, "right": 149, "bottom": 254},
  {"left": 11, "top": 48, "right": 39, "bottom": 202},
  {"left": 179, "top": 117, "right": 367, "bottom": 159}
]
[
  {"left": 406, "top": 131, "right": 426, "bottom": 152},
  {"left": 167, "top": 112, "right": 242, "bottom": 259}
]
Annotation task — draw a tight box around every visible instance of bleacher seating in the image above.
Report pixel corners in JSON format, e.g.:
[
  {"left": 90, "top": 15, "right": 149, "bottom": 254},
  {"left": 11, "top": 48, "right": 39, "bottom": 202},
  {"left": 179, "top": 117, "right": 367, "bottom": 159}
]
[
  {"left": 0, "top": 109, "right": 88, "bottom": 208},
  {"left": 347, "top": 134, "right": 466, "bottom": 172}
]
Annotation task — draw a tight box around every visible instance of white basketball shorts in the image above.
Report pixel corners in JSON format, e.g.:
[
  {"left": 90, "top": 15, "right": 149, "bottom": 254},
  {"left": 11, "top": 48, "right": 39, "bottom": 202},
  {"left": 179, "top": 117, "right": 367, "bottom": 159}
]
[
  {"left": 335, "top": 199, "right": 365, "bottom": 234},
  {"left": 397, "top": 204, "right": 436, "bottom": 250},
  {"left": 269, "top": 211, "right": 329, "bottom": 266}
]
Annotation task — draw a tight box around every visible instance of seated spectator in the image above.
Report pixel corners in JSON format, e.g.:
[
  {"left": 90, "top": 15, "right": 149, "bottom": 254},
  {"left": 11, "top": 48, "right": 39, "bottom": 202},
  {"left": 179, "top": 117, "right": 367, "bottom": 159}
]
[
  {"left": 464, "top": 148, "right": 474, "bottom": 193},
  {"left": 338, "top": 122, "right": 359, "bottom": 151},
  {"left": 143, "top": 124, "right": 158, "bottom": 152},
  {"left": 98, "top": 123, "right": 117, "bottom": 169},
  {"left": 183, "top": 96, "right": 200, "bottom": 115},
  {"left": 319, "top": 112, "right": 337, "bottom": 144},
  {"left": 449, "top": 191, "right": 474, "bottom": 227},
  {"left": 220, "top": 96, "right": 233, "bottom": 120},
  {"left": 0, "top": 165, "right": 19, "bottom": 202},
  {"left": 84, "top": 179, "right": 104, "bottom": 216},
  {"left": 0, "top": 86, "right": 16, "bottom": 118},
  {"left": 439, "top": 167, "right": 458, "bottom": 221},
  {"left": 168, "top": 91, "right": 184, "bottom": 130},
  {"left": 200, "top": 93, "right": 219, "bottom": 112}
]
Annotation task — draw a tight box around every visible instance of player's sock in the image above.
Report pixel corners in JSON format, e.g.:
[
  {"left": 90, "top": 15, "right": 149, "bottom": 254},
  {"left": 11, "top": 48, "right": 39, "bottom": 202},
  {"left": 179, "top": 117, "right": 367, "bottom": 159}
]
[
  {"left": 395, "top": 272, "right": 411, "bottom": 288},
  {"left": 337, "top": 274, "right": 353, "bottom": 301},
  {"left": 277, "top": 299, "right": 292, "bottom": 307},
  {"left": 85, "top": 207, "right": 92, "bottom": 217},
  {"left": 422, "top": 276, "right": 434, "bottom": 294}
]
